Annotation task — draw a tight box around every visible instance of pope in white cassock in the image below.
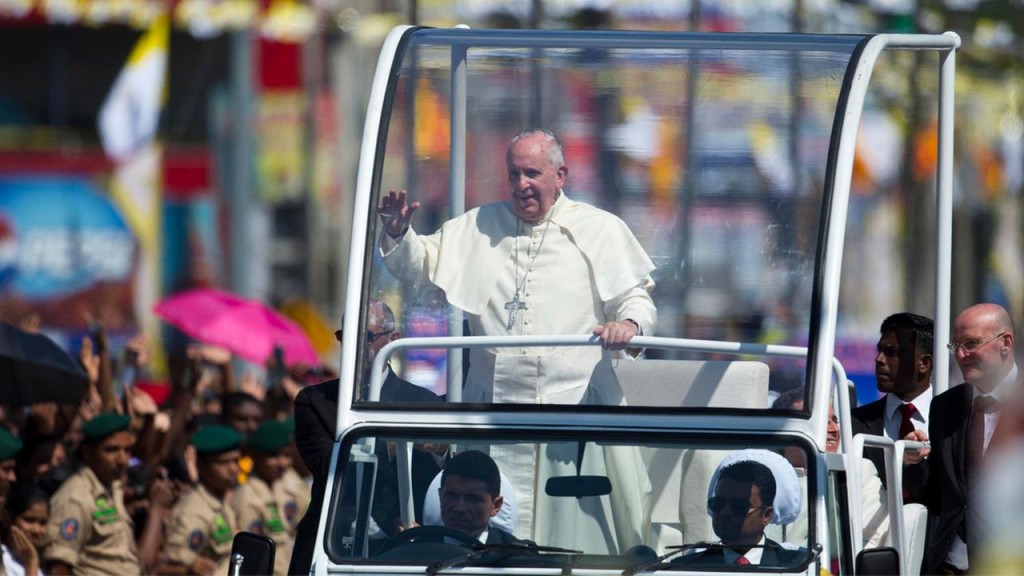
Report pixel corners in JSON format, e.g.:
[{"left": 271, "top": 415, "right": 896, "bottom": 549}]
[{"left": 377, "top": 129, "right": 656, "bottom": 553}]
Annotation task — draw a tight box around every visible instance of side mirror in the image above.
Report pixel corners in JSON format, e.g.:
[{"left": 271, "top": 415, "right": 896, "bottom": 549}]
[
  {"left": 855, "top": 547, "right": 900, "bottom": 575},
  {"left": 229, "top": 531, "right": 276, "bottom": 576}
]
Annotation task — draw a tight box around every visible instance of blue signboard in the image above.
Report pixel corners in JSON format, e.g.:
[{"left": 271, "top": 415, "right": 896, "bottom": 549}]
[{"left": 0, "top": 176, "right": 135, "bottom": 300}]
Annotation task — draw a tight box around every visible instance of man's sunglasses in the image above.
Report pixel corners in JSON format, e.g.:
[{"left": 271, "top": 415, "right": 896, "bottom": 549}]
[
  {"left": 707, "top": 496, "right": 766, "bottom": 516},
  {"left": 334, "top": 329, "right": 392, "bottom": 343}
]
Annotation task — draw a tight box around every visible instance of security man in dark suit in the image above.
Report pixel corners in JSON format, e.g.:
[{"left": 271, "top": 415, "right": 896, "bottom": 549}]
[
  {"left": 289, "top": 299, "right": 443, "bottom": 574},
  {"left": 925, "top": 303, "right": 1017, "bottom": 575},
  {"left": 851, "top": 312, "right": 933, "bottom": 503}
]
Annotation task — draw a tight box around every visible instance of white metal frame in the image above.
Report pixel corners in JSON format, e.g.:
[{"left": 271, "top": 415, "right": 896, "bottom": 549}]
[{"left": 314, "top": 28, "right": 961, "bottom": 576}]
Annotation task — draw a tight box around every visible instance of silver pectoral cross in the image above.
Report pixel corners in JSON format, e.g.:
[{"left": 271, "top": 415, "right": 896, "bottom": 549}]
[{"left": 504, "top": 292, "right": 527, "bottom": 330}]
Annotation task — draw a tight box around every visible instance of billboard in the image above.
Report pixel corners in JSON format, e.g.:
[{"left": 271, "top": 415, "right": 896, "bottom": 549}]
[{"left": 0, "top": 175, "right": 137, "bottom": 346}]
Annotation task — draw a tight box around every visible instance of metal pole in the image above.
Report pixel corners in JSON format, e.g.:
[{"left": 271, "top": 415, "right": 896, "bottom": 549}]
[
  {"left": 229, "top": 30, "right": 255, "bottom": 296},
  {"left": 934, "top": 36, "right": 958, "bottom": 394},
  {"left": 446, "top": 45, "right": 467, "bottom": 402}
]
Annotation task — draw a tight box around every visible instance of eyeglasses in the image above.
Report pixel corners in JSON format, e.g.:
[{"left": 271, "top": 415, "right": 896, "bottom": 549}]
[
  {"left": 334, "top": 329, "right": 392, "bottom": 343},
  {"left": 707, "top": 496, "right": 766, "bottom": 516},
  {"left": 946, "top": 333, "right": 1007, "bottom": 354}
]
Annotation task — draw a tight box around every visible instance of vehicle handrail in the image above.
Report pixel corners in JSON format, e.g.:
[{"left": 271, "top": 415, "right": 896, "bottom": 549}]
[
  {"left": 851, "top": 433, "right": 908, "bottom": 569},
  {"left": 368, "top": 335, "right": 809, "bottom": 402}
]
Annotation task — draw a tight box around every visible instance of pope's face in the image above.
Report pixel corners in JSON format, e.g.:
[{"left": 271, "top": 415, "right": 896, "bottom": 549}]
[{"left": 507, "top": 133, "right": 567, "bottom": 223}]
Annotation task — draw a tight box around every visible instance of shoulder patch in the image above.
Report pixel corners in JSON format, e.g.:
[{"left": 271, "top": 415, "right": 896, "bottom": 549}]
[
  {"left": 188, "top": 529, "right": 205, "bottom": 551},
  {"left": 60, "top": 518, "right": 80, "bottom": 541}
]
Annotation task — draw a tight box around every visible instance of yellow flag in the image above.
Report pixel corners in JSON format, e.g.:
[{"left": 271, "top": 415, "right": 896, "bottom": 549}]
[
  {"left": 98, "top": 14, "right": 170, "bottom": 378},
  {"left": 98, "top": 13, "right": 169, "bottom": 163}
]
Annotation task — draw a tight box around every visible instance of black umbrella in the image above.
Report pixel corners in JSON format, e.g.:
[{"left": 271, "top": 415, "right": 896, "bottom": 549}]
[{"left": 0, "top": 322, "right": 88, "bottom": 406}]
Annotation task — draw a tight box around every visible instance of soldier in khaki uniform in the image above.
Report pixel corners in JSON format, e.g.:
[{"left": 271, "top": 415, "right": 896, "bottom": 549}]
[
  {"left": 280, "top": 415, "right": 311, "bottom": 535},
  {"left": 231, "top": 420, "right": 295, "bottom": 575},
  {"left": 158, "top": 425, "right": 241, "bottom": 576},
  {"left": 43, "top": 413, "right": 143, "bottom": 575}
]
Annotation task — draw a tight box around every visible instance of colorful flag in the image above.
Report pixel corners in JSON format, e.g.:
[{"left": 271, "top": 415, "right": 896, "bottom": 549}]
[
  {"left": 98, "top": 13, "right": 169, "bottom": 163},
  {"left": 98, "top": 13, "right": 170, "bottom": 377}
]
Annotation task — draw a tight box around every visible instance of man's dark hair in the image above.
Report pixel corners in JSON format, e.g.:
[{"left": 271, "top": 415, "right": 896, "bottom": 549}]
[
  {"left": 220, "top": 392, "right": 263, "bottom": 417},
  {"left": 442, "top": 450, "right": 501, "bottom": 498},
  {"left": 880, "top": 312, "right": 934, "bottom": 354},
  {"left": 719, "top": 460, "right": 776, "bottom": 506}
]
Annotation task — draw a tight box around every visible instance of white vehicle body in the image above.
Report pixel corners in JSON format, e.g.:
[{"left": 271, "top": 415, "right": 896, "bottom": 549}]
[{"left": 278, "top": 27, "right": 960, "bottom": 576}]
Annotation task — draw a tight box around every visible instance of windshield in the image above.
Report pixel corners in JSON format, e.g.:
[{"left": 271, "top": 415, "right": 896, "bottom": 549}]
[
  {"left": 326, "top": 429, "right": 816, "bottom": 572},
  {"left": 355, "top": 29, "right": 867, "bottom": 408}
]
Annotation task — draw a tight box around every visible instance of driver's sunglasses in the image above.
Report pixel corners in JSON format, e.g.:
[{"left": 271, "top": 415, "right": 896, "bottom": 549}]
[
  {"left": 334, "top": 329, "right": 392, "bottom": 343},
  {"left": 708, "top": 496, "right": 765, "bottom": 516}
]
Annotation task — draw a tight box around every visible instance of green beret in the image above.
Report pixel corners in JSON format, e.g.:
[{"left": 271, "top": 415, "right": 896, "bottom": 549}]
[
  {"left": 81, "top": 413, "right": 131, "bottom": 443},
  {"left": 282, "top": 414, "right": 295, "bottom": 434},
  {"left": 247, "top": 420, "right": 292, "bottom": 454},
  {"left": 0, "top": 428, "right": 22, "bottom": 461},
  {"left": 191, "top": 425, "right": 243, "bottom": 455}
]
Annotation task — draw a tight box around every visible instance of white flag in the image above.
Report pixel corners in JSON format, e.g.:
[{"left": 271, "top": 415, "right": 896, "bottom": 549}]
[{"left": 98, "top": 14, "right": 169, "bottom": 163}]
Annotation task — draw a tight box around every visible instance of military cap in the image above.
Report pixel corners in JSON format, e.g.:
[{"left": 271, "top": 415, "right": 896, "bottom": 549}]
[
  {"left": 191, "top": 424, "right": 243, "bottom": 455},
  {"left": 0, "top": 428, "right": 22, "bottom": 461},
  {"left": 247, "top": 420, "right": 292, "bottom": 454},
  {"left": 81, "top": 413, "right": 131, "bottom": 443}
]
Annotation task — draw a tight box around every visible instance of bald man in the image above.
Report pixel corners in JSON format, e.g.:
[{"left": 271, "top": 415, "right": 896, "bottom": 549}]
[{"left": 925, "top": 303, "right": 1017, "bottom": 574}]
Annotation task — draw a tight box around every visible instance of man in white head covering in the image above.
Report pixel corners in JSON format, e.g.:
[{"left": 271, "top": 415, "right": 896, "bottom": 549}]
[{"left": 674, "top": 449, "right": 805, "bottom": 568}]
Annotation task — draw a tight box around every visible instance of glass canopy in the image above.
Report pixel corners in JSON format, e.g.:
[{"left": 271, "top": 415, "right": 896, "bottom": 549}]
[{"left": 356, "top": 29, "right": 868, "bottom": 409}]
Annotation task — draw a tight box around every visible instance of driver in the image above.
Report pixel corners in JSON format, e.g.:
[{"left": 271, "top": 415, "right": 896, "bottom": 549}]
[
  {"left": 674, "top": 450, "right": 804, "bottom": 567},
  {"left": 439, "top": 451, "right": 531, "bottom": 546}
]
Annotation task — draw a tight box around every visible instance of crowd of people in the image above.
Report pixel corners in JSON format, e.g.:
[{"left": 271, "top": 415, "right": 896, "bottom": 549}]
[{"left": 0, "top": 322, "right": 316, "bottom": 576}]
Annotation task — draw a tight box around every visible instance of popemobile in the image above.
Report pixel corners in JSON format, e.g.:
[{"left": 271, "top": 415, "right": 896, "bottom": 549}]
[{"left": 232, "top": 25, "right": 960, "bottom": 576}]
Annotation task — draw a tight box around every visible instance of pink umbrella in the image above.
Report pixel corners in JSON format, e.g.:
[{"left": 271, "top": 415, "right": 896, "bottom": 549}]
[{"left": 154, "top": 287, "right": 320, "bottom": 367}]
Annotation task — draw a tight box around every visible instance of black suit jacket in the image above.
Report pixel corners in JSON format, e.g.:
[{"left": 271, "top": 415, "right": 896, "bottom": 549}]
[
  {"left": 850, "top": 396, "right": 928, "bottom": 503},
  {"left": 288, "top": 370, "right": 443, "bottom": 575},
  {"left": 484, "top": 526, "right": 533, "bottom": 547},
  {"left": 671, "top": 538, "right": 807, "bottom": 568},
  {"left": 923, "top": 383, "right": 973, "bottom": 575}
]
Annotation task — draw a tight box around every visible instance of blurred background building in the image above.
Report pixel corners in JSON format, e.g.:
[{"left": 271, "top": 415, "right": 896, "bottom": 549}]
[{"left": 0, "top": 0, "right": 1021, "bottom": 380}]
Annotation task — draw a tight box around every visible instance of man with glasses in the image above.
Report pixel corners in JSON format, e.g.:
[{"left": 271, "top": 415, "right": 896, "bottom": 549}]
[
  {"left": 925, "top": 303, "right": 1017, "bottom": 575},
  {"left": 851, "top": 312, "right": 934, "bottom": 503},
  {"left": 674, "top": 453, "right": 804, "bottom": 567},
  {"left": 289, "top": 299, "right": 443, "bottom": 574}
]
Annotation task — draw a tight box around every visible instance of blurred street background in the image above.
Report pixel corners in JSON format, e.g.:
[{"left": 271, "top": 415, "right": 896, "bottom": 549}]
[{"left": 0, "top": 0, "right": 1021, "bottom": 381}]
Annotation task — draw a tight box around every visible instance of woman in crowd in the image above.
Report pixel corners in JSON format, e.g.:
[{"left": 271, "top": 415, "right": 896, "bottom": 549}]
[{"left": 2, "top": 483, "right": 49, "bottom": 576}]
